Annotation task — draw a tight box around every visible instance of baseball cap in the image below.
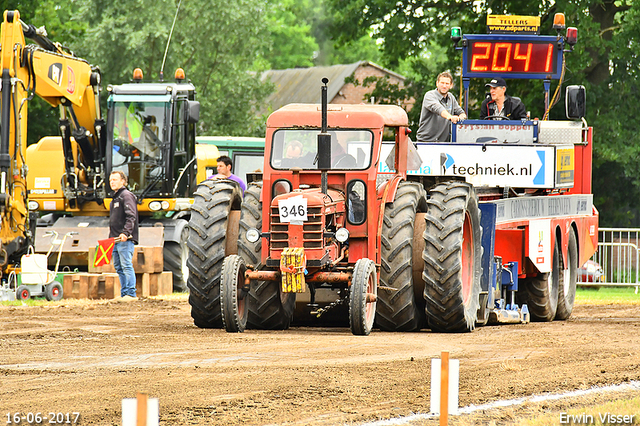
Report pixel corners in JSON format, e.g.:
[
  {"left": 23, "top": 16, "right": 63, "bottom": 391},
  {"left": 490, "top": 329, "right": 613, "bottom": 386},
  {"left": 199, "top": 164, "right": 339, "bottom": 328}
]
[{"left": 485, "top": 77, "right": 507, "bottom": 88}]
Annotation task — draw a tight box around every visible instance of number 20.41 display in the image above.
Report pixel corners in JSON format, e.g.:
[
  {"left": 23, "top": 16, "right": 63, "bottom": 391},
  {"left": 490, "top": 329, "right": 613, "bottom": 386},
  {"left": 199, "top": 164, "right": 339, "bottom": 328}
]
[{"left": 465, "top": 39, "right": 560, "bottom": 78}]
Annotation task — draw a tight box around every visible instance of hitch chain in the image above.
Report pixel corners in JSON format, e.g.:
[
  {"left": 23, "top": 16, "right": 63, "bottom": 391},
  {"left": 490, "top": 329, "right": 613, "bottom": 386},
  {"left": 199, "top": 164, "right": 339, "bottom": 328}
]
[{"left": 310, "top": 295, "right": 347, "bottom": 318}]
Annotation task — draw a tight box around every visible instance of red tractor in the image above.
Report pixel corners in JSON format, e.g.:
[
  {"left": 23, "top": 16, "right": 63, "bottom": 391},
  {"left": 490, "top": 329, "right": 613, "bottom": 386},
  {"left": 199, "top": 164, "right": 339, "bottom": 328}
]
[
  {"left": 187, "top": 15, "right": 598, "bottom": 335},
  {"left": 187, "top": 79, "right": 473, "bottom": 335}
]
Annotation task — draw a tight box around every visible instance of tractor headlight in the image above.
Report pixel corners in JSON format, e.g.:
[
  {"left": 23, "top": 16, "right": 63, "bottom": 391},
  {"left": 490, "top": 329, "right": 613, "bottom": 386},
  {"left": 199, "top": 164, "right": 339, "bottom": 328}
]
[
  {"left": 148, "top": 201, "right": 162, "bottom": 211},
  {"left": 28, "top": 200, "right": 39, "bottom": 211},
  {"left": 161, "top": 200, "right": 170, "bottom": 210},
  {"left": 246, "top": 228, "right": 261, "bottom": 243},
  {"left": 335, "top": 227, "right": 349, "bottom": 243}
]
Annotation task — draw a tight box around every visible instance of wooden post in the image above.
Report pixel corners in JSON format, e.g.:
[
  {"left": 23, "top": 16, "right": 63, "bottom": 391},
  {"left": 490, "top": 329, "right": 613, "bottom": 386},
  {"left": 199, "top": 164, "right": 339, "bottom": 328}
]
[
  {"left": 136, "top": 392, "right": 148, "bottom": 426},
  {"left": 440, "top": 351, "right": 449, "bottom": 426}
]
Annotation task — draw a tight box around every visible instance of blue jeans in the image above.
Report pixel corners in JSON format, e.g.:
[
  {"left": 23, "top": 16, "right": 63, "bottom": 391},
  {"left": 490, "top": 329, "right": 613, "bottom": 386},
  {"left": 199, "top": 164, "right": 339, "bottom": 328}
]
[{"left": 113, "top": 240, "right": 136, "bottom": 297}]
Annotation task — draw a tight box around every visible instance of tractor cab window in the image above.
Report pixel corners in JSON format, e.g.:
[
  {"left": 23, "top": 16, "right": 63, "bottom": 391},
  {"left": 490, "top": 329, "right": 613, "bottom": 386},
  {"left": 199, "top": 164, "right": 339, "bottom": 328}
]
[
  {"left": 110, "top": 99, "right": 168, "bottom": 195},
  {"left": 271, "top": 129, "right": 373, "bottom": 170}
]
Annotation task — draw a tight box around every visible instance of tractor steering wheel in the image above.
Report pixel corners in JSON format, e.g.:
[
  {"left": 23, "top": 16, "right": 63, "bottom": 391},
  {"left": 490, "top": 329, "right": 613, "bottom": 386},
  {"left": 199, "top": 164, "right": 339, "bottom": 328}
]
[
  {"left": 333, "top": 154, "right": 357, "bottom": 168},
  {"left": 482, "top": 115, "right": 510, "bottom": 120}
]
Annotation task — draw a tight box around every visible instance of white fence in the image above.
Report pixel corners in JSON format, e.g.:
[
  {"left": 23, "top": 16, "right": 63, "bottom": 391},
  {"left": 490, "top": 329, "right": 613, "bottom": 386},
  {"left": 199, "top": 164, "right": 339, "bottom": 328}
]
[{"left": 578, "top": 228, "right": 640, "bottom": 288}]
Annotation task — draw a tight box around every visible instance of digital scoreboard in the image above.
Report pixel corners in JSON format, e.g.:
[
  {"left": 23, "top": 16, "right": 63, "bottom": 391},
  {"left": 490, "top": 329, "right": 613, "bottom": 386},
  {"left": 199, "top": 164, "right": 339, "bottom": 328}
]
[{"left": 462, "top": 35, "right": 563, "bottom": 80}]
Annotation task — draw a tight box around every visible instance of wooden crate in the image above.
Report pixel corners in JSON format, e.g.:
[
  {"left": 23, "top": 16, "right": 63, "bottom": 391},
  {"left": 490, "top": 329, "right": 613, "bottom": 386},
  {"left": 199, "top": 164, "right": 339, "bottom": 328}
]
[
  {"left": 135, "top": 273, "right": 150, "bottom": 298},
  {"left": 63, "top": 273, "right": 121, "bottom": 299},
  {"left": 89, "top": 245, "right": 164, "bottom": 274},
  {"left": 94, "top": 273, "right": 121, "bottom": 299},
  {"left": 63, "top": 274, "right": 92, "bottom": 299},
  {"left": 149, "top": 271, "right": 173, "bottom": 296}
]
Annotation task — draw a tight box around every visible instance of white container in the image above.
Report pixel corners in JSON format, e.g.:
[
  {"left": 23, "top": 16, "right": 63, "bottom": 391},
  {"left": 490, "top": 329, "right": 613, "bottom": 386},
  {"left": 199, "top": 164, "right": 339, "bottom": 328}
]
[{"left": 21, "top": 253, "right": 51, "bottom": 284}]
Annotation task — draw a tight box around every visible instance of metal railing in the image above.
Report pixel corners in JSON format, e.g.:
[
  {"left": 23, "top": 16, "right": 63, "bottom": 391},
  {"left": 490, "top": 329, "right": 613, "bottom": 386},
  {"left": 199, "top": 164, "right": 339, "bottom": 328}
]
[{"left": 578, "top": 228, "right": 640, "bottom": 289}]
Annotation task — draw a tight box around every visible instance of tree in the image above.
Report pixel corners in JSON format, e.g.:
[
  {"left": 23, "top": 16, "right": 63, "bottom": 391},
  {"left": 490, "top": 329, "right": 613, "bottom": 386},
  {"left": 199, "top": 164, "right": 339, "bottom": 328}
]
[
  {"left": 327, "top": 0, "right": 640, "bottom": 226},
  {"left": 263, "top": 0, "right": 318, "bottom": 69},
  {"left": 73, "top": 0, "right": 272, "bottom": 136}
]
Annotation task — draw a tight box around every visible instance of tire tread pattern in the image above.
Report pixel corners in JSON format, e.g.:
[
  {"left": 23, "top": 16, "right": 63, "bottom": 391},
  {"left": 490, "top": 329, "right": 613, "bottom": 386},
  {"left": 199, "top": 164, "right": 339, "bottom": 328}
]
[
  {"left": 422, "top": 182, "right": 482, "bottom": 333},
  {"left": 556, "top": 230, "right": 578, "bottom": 320},
  {"left": 377, "top": 181, "right": 427, "bottom": 331},
  {"left": 164, "top": 222, "right": 189, "bottom": 292},
  {"left": 239, "top": 182, "right": 295, "bottom": 330},
  {"left": 187, "top": 180, "right": 241, "bottom": 328},
  {"left": 521, "top": 235, "right": 560, "bottom": 322}
]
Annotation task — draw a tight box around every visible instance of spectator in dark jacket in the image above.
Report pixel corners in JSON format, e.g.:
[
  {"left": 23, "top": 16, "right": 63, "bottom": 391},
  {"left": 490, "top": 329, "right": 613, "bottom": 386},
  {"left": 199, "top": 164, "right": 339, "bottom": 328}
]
[
  {"left": 109, "top": 170, "right": 139, "bottom": 298},
  {"left": 480, "top": 77, "right": 527, "bottom": 120}
]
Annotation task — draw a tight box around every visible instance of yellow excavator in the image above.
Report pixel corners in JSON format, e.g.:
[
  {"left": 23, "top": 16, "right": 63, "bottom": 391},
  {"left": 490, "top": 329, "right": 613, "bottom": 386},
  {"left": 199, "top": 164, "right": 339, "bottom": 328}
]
[
  {"left": 0, "top": 9, "right": 103, "bottom": 274},
  {"left": 2, "top": 10, "right": 217, "bottom": 292}
]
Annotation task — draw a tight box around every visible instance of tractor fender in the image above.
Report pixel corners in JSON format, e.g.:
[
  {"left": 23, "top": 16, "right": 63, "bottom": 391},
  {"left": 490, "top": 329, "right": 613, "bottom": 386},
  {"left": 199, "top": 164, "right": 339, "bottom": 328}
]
[
  {"left": 375, "top": 176, "right": 405, "bottom": 262},
  {"left": 376, "top": 175, "right": 404, "bottom": 205}
]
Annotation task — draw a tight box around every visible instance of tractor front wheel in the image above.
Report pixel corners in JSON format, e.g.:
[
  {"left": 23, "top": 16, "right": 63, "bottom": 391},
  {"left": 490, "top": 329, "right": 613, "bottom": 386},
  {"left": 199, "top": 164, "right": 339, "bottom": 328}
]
[
  {"left": 220, "top": 255, "right": 248, "bottom": 332},
  {"left": 349, "top": 258, "right": 377, "bottom": 336}
]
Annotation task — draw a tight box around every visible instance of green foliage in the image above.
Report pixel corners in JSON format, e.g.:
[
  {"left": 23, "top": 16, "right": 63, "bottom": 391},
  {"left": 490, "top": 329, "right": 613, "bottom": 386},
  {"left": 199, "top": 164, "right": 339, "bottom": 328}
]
[
  {"left": 327, "top": 0, "right": 640, "bottom": 226},
  {"left": 326, "top": 35, "right": 383, "bottom": 66},
  {"left": 262, "top": 0, "right": 384, "bottom": 68},
  {"left": 263, "top": 0, "right": 318, "bottom": 69},
  {"left": 171, "top": 0, "right": 273, "bottom": 136},
  {"left": 71, "top": 0, "right": 272, "bottom": 137}
]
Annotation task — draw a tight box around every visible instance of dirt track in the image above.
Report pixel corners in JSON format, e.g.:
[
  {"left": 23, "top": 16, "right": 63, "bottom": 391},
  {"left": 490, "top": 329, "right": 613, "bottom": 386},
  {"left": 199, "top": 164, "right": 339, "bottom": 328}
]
[{"left": 1, "top": 296, "right": 639, "bottom": 425}]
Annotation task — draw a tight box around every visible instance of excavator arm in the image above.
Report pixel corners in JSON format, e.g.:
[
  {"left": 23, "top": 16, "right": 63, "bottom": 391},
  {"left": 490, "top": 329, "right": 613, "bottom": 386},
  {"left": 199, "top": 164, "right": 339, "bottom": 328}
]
[{"left": 0, "top": 10, "right": 103, "bottom": 267}]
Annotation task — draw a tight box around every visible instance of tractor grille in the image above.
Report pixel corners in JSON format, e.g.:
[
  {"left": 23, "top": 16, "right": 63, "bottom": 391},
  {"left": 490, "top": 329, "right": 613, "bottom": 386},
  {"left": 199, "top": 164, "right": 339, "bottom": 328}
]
[{"left": 270, "top": 207, "right": 323, "bottom": 249}]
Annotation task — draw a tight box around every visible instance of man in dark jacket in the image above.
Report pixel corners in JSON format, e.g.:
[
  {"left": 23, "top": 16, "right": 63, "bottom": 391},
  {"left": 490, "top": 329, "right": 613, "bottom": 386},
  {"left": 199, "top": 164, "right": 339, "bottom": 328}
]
[
  {"left": 109, "top": 170, "right": 139, "bottom": 298},
  {"left": 480, "top": 77, "right": 527, "bottom": 120}
]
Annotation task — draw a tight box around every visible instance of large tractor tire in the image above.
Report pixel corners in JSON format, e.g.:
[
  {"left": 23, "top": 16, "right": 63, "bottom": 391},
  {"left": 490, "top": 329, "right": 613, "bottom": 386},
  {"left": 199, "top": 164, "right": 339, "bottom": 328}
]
[
  {"left": 187, "top": 180, "right": 242, "bottom": 328},
  {"left": 422, "top": 182, "right": 483, "bottom": 333},
  {"left": 239, "top": 182, "right": 295, "bottom": 330},
  {"left": 556, "top": 230, "right": 578, "bottom": 320},
  {"left": 377, "top": 181, "right": 427, "bottom": 331},
  {"left": 164, "top": 222, "right": 189, "bottom": 292},
  {"left": 520, "top": 234, "right": 560, "bottom": 321}
]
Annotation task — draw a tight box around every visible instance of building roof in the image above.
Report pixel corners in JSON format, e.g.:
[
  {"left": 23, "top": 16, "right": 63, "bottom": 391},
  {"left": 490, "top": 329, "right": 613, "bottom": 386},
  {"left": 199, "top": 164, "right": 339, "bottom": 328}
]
[{"left": 261, "top": 61, "right": 405, "bottom": 112}]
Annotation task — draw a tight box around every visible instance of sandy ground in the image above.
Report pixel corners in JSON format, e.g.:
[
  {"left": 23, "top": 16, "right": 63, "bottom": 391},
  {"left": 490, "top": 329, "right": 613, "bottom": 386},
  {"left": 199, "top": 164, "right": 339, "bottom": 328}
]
[{"left": 1, "top": 295, "right": 639, "bottom": 425}]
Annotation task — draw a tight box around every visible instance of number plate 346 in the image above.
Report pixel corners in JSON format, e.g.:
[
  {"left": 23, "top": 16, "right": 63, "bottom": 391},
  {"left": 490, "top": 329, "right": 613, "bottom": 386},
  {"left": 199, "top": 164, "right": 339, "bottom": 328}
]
[{"left": 278, "top": 195, "right": 308, "bottom": 223}]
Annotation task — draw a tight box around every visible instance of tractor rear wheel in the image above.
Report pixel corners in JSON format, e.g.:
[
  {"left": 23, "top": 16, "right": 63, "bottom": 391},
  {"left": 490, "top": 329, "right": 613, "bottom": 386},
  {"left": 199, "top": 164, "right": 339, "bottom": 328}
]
[
  {"left": 349, "top": 258, "right": 377, "bottom": 336},
  {"left": 521, "top": 234, "right": 560, "bottom": 321},
  {"left": 377, "top": 181, "right": 427, "bottom": 331},
  {"left": 556, "top": 230, "right": 578, "bottom": 320},
  {"left": 220, "top": 255, "right": 248, "bottom": 332},
  {"left": 187, "top": 180, "right": 242, "bottom": 328},
  {"left": 240, "top": 182, "right": 295, "bottom": 330},
  {"left": 164, "top": 223, "right": 189, "bottom": 292},
  {"left": 422, "top": 182, "right": 483, "bottom": 332}
]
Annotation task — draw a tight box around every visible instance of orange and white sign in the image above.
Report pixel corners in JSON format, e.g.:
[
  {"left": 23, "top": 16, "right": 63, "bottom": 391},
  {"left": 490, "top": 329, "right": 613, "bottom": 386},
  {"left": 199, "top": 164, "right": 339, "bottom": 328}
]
[{"left": 529, "top": 219, "right": 551, "bottom": 272}]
